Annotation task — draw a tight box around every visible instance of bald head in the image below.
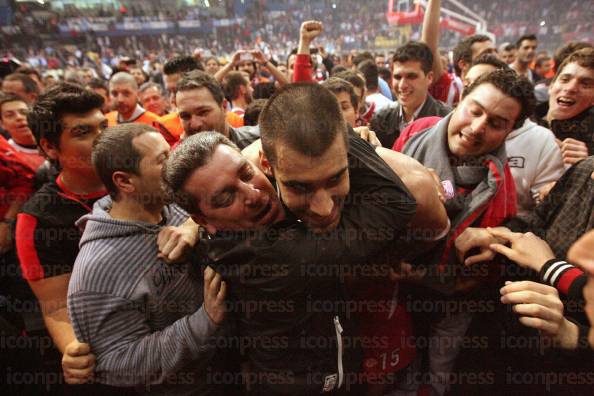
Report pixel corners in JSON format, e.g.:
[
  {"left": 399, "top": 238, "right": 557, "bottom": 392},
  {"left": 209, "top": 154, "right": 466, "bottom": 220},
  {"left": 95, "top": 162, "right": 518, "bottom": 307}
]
[
  {"left": 110, "top": 72, "right": 140, "bottom": 119},
  {"left": 109, "top": 72, "right": 138, "bottom": 91}
]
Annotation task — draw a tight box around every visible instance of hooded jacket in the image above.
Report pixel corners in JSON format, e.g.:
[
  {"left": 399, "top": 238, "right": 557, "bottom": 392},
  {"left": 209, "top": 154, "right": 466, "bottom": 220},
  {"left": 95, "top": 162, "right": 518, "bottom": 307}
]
[
  {"left": 68, "top": 198, "right": 229, "bottom": 396},
  {"left": 505, "top": 119, "right": 565, "bottom": 216}
]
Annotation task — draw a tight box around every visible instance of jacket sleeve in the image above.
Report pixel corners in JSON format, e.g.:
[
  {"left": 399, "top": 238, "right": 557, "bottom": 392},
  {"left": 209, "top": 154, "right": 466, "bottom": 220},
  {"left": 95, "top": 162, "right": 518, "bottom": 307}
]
[
  {"left": 505, "top": 159, "right": 580, "bottom": 234},
  {"left": 530, "top": 131, "right": 565, "bottom": 200},
  {"left": 68, "top": 290, "right": 219, "bottom": 386},
  {"left": 293, "top": 54, "right": 314, "bottom": 83},
  {"left": 539, "top": 259, "right": 587, "bottom": 300}
]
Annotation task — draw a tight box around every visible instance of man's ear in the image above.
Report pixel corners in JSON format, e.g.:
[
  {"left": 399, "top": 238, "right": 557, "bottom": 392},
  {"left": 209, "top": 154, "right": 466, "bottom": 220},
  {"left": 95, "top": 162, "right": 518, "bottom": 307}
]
[
  {"left": 237, "top": 85, "right": 245, "bottom": 100},
  {"left": 222, "top": 98, "right": 229, "bottom": 112},
  {"left": 190, "top": 214, "right": 216, "bottom": 234},
  {"left": 39, "top": 137, "right": 59, "bottom": 161},
  {"left": 259, "top": 149, "right": 273, "bottom": 177},
  {"left": 427, "top": 70, "right": 434, "bottom": 85},
  {"left": 112, "top": 171, "right": 135, "bottom": 195},
  {"left": 458, "top": 60, "right": 468, "bottom": 79}
]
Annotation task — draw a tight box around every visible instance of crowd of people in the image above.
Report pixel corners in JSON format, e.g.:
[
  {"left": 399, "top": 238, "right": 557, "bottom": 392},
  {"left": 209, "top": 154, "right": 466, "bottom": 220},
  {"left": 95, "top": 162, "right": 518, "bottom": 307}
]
[{"left": 1, "top": 0, "right": 594, "bottom": 395}]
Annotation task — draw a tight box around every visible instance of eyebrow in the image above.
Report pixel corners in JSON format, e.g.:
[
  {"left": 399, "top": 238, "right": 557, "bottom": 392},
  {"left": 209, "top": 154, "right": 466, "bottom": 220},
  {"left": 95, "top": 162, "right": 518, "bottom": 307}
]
[
  {"left": 470, "top": 99, "right": 511, "bottom": 124},
  {"left": 210, "top": 159, "right": 248, "bottom": 203},
  {"left": 282, "top": 166, "right": 348, "bottom": 188}
]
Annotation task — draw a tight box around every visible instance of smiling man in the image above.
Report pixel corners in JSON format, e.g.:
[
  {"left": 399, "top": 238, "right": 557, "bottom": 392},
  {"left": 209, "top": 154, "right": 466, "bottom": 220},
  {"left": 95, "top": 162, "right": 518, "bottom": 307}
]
[
  {"left": 371, "top": 42, "right": 451, "bottom": 148},
  {"left": 392, "top": 68, "right": 535, "bottom": 395},
  {"left": 541, "top": 48, "right": 594, "bottom": 165},
  {"left": 163, "top": 83, "right": 426, "bottom": 395},
  {"left": 175, "top": 70, "right": 259, "bottom": 148}
]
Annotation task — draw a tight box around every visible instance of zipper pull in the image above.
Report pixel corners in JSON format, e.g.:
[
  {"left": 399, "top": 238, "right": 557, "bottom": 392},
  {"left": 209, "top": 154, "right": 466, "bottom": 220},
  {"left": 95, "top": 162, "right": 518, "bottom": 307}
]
[{"left": 333, "top": 316, "right": 343, "bottom": 334}]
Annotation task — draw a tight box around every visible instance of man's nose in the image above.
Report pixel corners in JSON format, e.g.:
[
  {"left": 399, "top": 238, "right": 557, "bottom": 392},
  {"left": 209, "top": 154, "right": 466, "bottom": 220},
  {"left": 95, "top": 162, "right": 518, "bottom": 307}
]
[{"left": 309, "top": 189, "right": 333, "bottom": 217}]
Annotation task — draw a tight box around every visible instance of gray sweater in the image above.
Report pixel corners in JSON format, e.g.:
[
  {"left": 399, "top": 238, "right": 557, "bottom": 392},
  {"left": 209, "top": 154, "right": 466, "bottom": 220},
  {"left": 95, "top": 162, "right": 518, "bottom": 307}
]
[{"left": 68, "top": 197, "right": 226, "bottom": 395}]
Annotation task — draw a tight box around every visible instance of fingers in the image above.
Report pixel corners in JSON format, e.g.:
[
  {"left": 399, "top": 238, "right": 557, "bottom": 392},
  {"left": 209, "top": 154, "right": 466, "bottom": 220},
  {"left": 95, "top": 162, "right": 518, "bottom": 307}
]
[
  {"left": 62, "top": 351, "right": 96, "bottom": 370},
  {"left": 160, "top": 234, "right": 180, "bottom": 260},
  {"left": 500, "top": 290, "right": 560, "bottom": 308},
  {"left": 63, "top": 365, "right": 96, "bottom": 380},
  {"left": 500, "top": 280, "right": 558, "bottom": 296},
  {"left": 65, "top": 341, "right": 92, "bottom": 357},
  {"left": 488, "top": 243, "right": 516, "bottom": 261},
  {"left": 368, "top": 130, "right": 381, "bottom": 147},
  {"left": 485, "top": 227, "right": 521, "bottom": 242},
  {"left": 464, "top": 249, "right": 495, "bottom": 266},
  {"left": 517, "top": 316, "right": 558, "bottom": 334},
  {"left": 218, "top": 280, "right": 227, "bottom": 301}
]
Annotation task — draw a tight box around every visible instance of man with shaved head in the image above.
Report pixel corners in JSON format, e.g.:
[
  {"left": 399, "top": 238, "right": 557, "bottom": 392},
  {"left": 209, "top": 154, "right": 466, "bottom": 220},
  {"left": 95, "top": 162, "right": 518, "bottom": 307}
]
[{"left": 105, "top": 72, "right": 159, "bottom": 127}]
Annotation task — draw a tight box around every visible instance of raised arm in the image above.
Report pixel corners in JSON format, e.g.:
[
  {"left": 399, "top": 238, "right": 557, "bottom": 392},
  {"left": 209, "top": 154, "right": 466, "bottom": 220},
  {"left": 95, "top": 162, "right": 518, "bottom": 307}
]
[
  {"left": 293, "top": 20, "right": 323, "bottom": 82},
  {"left": 421, "top": 0, "right": 445, "bottom": 81},
  {"left": 251, "top": 50, "right": 290, "bottom": 86},
  {"left": 214, "top": 51, "right": 243, "bottom": 83}
]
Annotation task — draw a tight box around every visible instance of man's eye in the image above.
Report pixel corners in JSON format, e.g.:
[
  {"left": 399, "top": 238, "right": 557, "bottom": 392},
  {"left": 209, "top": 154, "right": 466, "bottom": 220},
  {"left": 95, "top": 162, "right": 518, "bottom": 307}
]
[
  {"left": 489, "top": 120, "right": 505, "bottom": 129},
  {"left": 471, "top": 109, "right": 482, "bottom": 117},
  {"left": 215, "top": 192, "right": 234, "bottom": 207},
  {"left": 240, "top": 168, "right": 254, "bottom": 181},
  {"left": 288, "top": 184, "right": 308, "bottom": 193}
]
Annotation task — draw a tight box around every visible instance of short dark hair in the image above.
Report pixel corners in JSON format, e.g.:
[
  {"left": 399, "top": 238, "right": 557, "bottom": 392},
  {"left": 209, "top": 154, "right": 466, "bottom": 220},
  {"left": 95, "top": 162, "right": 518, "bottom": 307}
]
[
  {"left": 352, "top": 52, "right": 374, "bottom": 67},
  {"left": 177, "top": 70, "right": 225, "bottom": 105},
  {"left": 244, "top": 99, "right": 267, "bottom": 126},
  {"left": 462, "top": 68, "right": 535, "bottom": 129},
  {"left": 163, "top": 56, "right": 204, "bottom": 76},
  {"left": 453, "top": 35, "right": 492, "bottom": 76},
  {"left": 330, "top": 65, "right": 348, "bottom": 76},
  {"left": 222, "top": 71, "right": 249, "bottom": 101},
  {"left": 499, "top": 42, "right": 516, "bottom": 52},
  {"left": 322, "top": 77, "right": 359, "bottom": 110},
  {"left": 92, "top": 123, "right": 156, "bottom": 200},
  {"left": 3, "top": 73, "right": 39, "bottom": 95},
  {"left": 553, "top": 42, "right": 593, "bottom": 72},
  {"left": 377, "top": 67, "right": 392, "bottom": 83},
  {"left": 86, "top": 78, "right": 108, "bottom": 92},
  {"left": 15, "top": 66, "right": 42, "bottom": 82},
  {"left": 0, "top": 94, "right": 28, "bottom": 121},
  {"left": 357, "top": 60, "right": 379, "bottom": 91},
  {"left": 162, "top": 131, "right": 239, "bottom": 215},
  {"left": 553, "top": 47, "right": 594, "bottom": 83},
  {"left": 471, "top": 53, "right": 510, "bottom": 70},
  {"left": 259, "top": 83, "right": 348, "bottom": 166},
  {"left": 27, "top": 82, "right": 104, "bottom": 148},
  {"left": 516, "top": 34, "right": 537, "bottom": 48},
  {"left": 334, "top": 71, "right": 366, "bottom": 93},
  {"left": 393, "top": 41, "right": 433, "bottom": 75},
  {"left": 535, "top": 56, "right": 552, "bottom": 69}
]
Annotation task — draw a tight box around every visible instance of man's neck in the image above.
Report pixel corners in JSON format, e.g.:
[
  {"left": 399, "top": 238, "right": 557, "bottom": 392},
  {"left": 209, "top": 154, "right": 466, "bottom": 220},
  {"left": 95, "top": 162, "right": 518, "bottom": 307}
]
[
  {"left": 232, "top": 97, "right": 248, "bottom": 111},
  {"left": 109, "top": 197, "right": 164, "bottom": 224},
  {"left": 402, "top": 98, "right": 425, "bottom": 122},
  {"left": 221, "top": 122, "right": 231, "bottom": 138},
  {"left": 119, "top": 109, "right": 135, "bottom": 122},
  {"left": 513, "top": 60, "right": 529, "bottom": 74},
  {"left": 60, "top": 170, "right": 104, "bottom": 195},
  {"left": 365, "top": 88, "right": 379, "bottom": 97}
]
